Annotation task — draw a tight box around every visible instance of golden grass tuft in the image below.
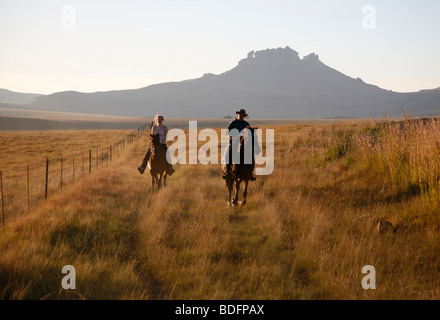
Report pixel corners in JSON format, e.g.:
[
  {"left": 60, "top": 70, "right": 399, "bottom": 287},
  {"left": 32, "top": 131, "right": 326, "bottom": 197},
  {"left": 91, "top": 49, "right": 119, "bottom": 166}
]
[{"left": 1, "top": 119, "right": 440, "bottom": 299}]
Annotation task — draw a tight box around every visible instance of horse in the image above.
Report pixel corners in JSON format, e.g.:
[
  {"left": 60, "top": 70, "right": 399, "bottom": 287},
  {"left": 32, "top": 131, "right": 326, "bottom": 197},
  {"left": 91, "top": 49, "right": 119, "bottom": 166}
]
[
  {"left": 148, "top": 133, "right": 168, "bottom": 191},
  {"left": 222, "top": 126, "right": 260, "bottom": 207}
]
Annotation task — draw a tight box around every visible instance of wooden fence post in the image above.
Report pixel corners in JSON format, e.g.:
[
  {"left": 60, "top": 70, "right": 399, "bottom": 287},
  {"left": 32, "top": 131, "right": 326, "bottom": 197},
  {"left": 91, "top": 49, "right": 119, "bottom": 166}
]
[
  {"left": 0, "top": 127, "right": 148, "bottom": 222},
  {"left": 60, "top": 157, "right": 63, "bottom": 191},
  {"left": 45, "top": 159, "right": 49, "bottom": 199},
  {"left": 0, "top": 170, "right": 4, "bottom": 229},
  {"left": 27, "top": 164, "right": 30, "bottom": 212}
]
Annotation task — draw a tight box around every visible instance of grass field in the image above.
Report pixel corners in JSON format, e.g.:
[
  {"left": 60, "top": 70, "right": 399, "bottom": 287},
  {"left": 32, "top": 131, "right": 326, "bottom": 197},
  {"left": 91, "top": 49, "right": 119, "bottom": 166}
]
[
  {"left": 1, "top": 118, "right": 440, "bottom": 299},
  {"left": 0, "top": 129, "right": 140, "bottom": 217}
]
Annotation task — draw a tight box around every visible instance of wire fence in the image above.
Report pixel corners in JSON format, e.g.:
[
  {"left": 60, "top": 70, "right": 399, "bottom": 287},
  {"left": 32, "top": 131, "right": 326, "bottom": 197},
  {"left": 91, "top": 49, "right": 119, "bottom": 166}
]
[{"left": 0, "top": 124, "right": 149, "bottom": 230}]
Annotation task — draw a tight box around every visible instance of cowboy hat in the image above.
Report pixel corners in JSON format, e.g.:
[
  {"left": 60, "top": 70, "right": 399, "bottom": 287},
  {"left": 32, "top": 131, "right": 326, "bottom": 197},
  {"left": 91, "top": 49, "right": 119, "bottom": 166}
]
[{"left": 236, "top": 108, "right": 248, "bottom": 117}]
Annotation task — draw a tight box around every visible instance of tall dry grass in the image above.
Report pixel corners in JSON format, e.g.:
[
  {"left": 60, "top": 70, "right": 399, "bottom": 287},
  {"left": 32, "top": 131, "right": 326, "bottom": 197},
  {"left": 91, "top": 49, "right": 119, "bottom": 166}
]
[
  {"left": 1, "top": 119, "right": 440, "bottom": 299},
  {"left": 356, "top": 118, "right": 440, "bottom": 208},
  {"left": 0, "top": 129, "right": 137, "bottom": 219}
]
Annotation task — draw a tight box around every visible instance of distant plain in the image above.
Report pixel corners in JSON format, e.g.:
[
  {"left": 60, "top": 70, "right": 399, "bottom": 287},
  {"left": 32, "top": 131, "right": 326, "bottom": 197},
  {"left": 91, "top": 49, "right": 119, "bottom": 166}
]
[{"left": 0, "top": 106, "right": 337, "bottom": 131}]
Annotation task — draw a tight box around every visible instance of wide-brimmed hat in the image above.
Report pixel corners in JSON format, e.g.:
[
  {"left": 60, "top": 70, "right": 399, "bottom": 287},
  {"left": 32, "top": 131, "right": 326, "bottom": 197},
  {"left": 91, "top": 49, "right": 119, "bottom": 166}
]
[
  {"left": 154, "top": 114, "right": 164, "bottom": 122},
  {"left": 236, "top": 108, "right": 248, "bottom": 117}
]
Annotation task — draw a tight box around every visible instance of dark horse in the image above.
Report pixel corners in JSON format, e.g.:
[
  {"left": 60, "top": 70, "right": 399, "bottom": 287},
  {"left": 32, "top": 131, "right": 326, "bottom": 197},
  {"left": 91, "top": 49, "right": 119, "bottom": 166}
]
[
  {"left": 222, "top": 126, "right": 260, "bottom": 207},
  {"left": 148, "top": 133, "right": 169, "bottom": 191}
]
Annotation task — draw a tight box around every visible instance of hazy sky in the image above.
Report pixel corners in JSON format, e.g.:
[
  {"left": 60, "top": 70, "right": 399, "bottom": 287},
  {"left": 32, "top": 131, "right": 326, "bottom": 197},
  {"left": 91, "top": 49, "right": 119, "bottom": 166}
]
[{"left": 1, "top": 0, "right": 439, "bottom": 94}]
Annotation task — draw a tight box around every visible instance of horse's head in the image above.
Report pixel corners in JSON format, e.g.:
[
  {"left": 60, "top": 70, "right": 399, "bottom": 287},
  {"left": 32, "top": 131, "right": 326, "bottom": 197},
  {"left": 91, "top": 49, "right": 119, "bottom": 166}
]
[
  {"left": 150, "top": 133, "right": 162, "bottom": 152},
  {"left": 238, "top": 126, "right": 262, "bottom": 159},
  {"left": 240, "top": 126, "right": 257, "bottom": 149}
]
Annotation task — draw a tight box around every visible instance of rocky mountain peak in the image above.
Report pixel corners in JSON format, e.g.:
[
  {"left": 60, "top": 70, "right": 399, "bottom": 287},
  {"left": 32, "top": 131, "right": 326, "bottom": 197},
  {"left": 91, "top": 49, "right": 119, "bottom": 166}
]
[
  {"left": 239, "top": 46, "right": 301, "bottom": 67},
  {"left": 238, "top": 46, "right": 325, "bottom": 69},
  {"left": 301, "top": 53, "right": 323, "bottom": 67}
]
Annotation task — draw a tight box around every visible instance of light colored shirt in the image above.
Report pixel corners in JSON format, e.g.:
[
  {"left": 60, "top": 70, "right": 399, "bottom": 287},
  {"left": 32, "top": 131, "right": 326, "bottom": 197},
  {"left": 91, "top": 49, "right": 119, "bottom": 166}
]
[{"left": 151, "top": 124, "right": 168, "bottom": 144}]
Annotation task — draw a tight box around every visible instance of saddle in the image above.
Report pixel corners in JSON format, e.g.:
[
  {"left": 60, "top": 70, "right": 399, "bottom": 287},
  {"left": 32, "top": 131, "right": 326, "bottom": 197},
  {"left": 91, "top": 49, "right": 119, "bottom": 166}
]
[{"left": 148, "top": 142, "right": 167, "bottom": 171}]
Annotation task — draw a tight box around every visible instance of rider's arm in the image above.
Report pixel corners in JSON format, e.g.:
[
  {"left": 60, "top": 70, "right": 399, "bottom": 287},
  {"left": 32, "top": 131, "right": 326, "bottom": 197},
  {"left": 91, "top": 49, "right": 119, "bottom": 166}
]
[
  {"left": 164, "top": 125, "right": 168, "bottom": 138},
  {"left": 227, "top": 121, "right": 236, "bottom": 147},
  {"left": 149, "top": 125, "right": 157, "bottom": 142}
]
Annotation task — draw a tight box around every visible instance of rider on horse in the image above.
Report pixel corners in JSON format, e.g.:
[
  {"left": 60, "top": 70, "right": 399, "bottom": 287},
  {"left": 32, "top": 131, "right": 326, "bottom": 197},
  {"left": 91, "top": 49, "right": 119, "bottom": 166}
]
[
  {"left": 137, "top": 114, "right": 175, "bottom": 176},
  {"left": 222, "top": 108, "right": 257, "bottom": 181}
]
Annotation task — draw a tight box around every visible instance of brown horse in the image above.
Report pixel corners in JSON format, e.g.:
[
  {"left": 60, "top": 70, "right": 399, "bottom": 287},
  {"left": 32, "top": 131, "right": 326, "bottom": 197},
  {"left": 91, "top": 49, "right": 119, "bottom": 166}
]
[
  {"left": 222, "top": 127, "right": 258, "bottom": 207},
  {"left": 148, "top": 133, "right": 168, "bottom": 191}
]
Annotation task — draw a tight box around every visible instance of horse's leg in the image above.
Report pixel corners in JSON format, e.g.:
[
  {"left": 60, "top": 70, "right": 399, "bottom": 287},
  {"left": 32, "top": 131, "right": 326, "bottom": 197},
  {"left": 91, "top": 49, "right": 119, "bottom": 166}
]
[
  {"left": 151, "top": 172, "right": 155, "bottom": 192},
  {"left": 227, "top": 179, "right": 233, "bottom": 207},
  {"left": 157, "top": 173, "right": 162, "bottom": 189},
  {"left": 163, "top": 173, "right": 167, "bottom": 188},
  {"left": 233, "top": 180, "right": 240, "bottom": 206},
  {"left": 241, "top": 180, "right": 249, "bottom": 206}
]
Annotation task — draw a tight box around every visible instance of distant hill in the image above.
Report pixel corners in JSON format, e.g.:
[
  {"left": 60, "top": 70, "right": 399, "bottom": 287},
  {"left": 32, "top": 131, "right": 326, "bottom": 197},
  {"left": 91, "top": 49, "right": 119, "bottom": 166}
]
[
  {"left": 19, "top": 47, "right": 440, "bottom": 118},
  {"left": 0, "top": 89, "right": 42, "bottom": 104}
]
